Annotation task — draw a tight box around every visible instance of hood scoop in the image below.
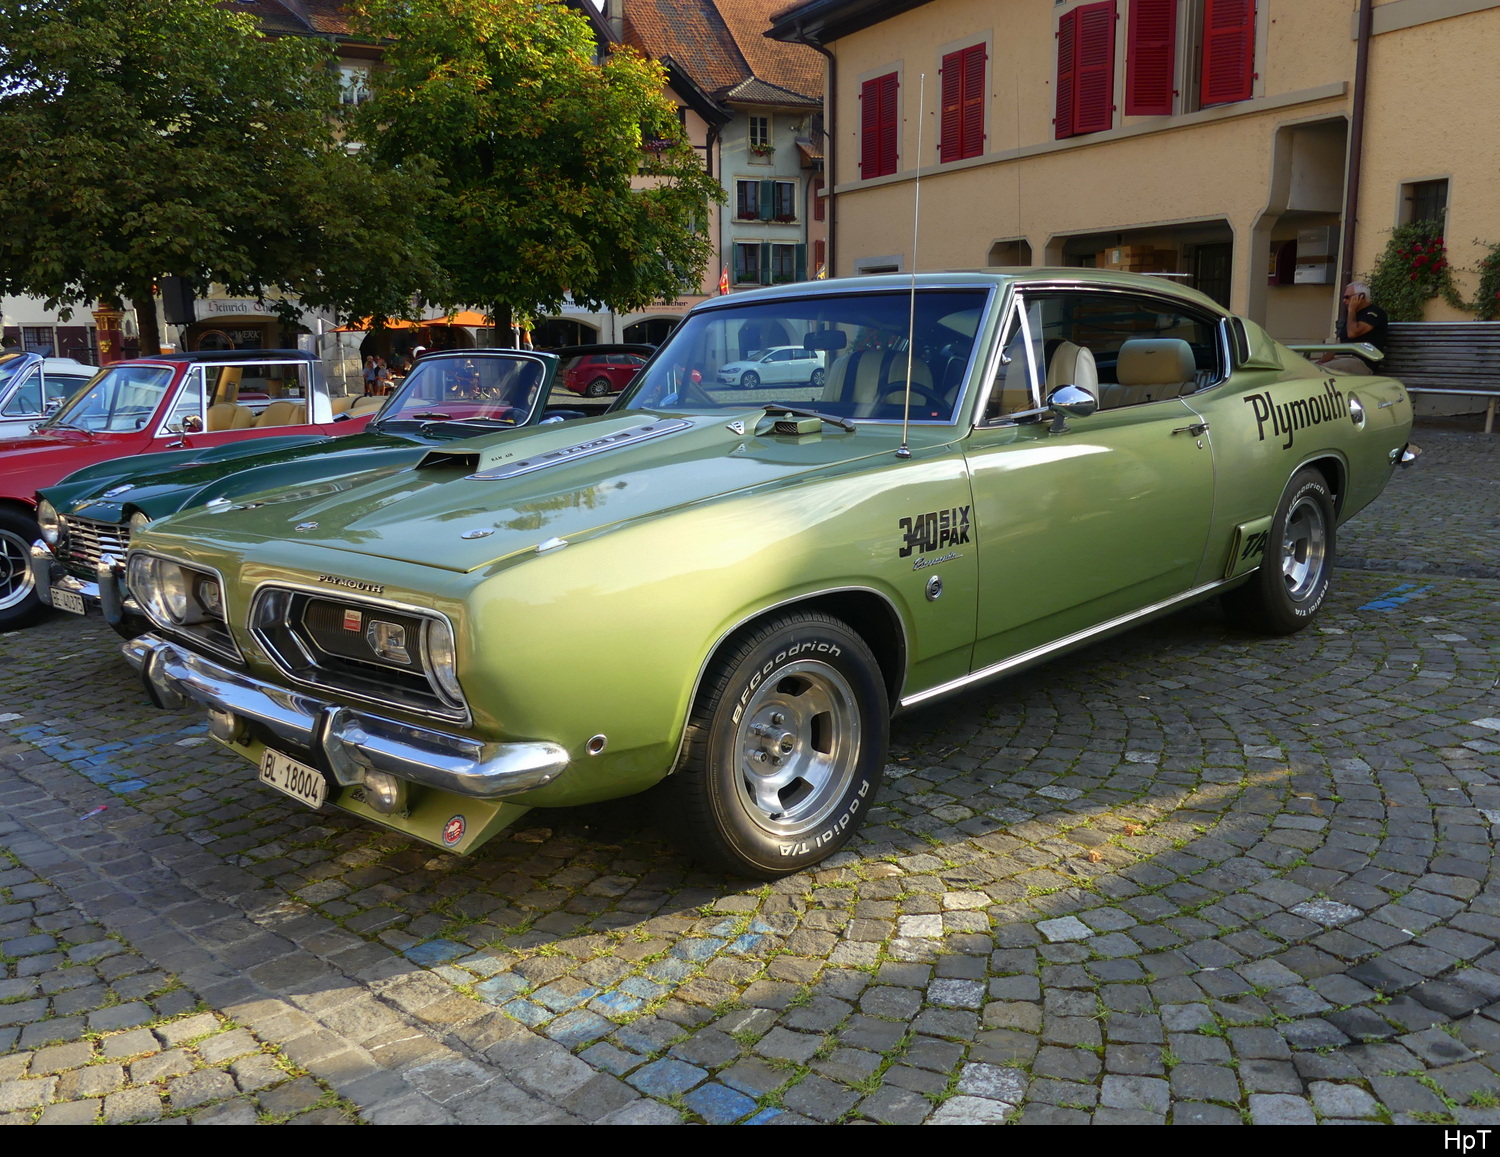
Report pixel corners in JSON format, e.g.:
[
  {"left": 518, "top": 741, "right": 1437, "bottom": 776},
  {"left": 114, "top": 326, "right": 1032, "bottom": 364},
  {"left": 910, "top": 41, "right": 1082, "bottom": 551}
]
[{"left": 465, "top": 418, "right": 694, "bottom": 482}]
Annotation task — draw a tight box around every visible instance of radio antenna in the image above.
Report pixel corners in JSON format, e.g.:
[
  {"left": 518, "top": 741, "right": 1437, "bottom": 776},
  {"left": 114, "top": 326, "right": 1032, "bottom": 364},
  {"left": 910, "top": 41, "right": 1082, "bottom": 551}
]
[{"left": 896, "top": 72, "right": 925, "bottom": 460}]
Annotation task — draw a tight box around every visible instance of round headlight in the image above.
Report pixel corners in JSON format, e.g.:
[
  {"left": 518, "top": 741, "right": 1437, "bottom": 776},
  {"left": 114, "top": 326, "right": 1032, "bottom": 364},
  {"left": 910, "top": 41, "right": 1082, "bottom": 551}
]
[
  {"left": 160, "top": 565, "right": 190, "bottom": 624},
  {"left": 36, "top": 500, "right": 60, "bottom": 545},
  {"left": 128, "top": 511, "right": 152, "bottom": 536}
]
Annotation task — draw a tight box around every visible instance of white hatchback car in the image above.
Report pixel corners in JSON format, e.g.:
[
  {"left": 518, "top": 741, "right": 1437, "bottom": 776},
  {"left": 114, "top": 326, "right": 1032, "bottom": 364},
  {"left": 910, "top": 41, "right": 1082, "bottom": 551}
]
[
  {"left": 0, "top": 352, "right": 97, "bottom": 438},
  {"left": 715, "top": 346, "right": 826, "bottom": 389}
]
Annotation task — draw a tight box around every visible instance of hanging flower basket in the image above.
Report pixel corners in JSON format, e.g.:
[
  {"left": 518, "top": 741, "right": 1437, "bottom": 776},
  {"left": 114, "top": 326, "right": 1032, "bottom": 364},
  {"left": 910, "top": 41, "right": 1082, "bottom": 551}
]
[{"left": 749, "top": 142, "right": 775, "bottom": 158}]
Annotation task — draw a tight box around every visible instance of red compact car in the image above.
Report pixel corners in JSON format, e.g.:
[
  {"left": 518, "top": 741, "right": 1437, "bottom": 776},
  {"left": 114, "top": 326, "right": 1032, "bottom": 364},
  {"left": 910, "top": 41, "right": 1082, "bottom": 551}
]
[
  {"left": 557, "top": 344, "right": 653, "bottom": 397},
  {"left": 0, "top": 349, "right": 377, "bottom": 628}
]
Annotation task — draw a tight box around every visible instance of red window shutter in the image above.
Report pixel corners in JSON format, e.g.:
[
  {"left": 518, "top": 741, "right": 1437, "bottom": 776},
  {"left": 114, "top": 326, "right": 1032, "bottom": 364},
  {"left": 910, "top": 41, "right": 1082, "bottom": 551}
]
[
  {"left": 1055, "top": 10, "right": 1078, "bottom": 139},
  {"left": 1201, "top": 0, "right": 1255, "bottom": 106},
  {"left": 1125, "top": 0, "right": 1176, "bottom": 116},
  {"left": 860, "top": 73, "right": 899, "bottom": 177},
  {"left": 940, "top": 45, "right": 985, "bottom": 162},
  {"left": 960, "top": 45, "right": 986, "bottom": 159},
  {"left": 940, "top": 51, "right": 963, "bottom": 162},
  {"left": 1073, "top": 2, "right": 1117, "bottom": 135}
]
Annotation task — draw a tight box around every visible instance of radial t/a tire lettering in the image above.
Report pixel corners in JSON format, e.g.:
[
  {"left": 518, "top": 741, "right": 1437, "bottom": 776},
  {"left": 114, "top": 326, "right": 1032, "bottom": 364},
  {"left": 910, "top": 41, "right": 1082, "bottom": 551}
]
[
  {"left": 1222, "top": 467, "right": 1335, "bottom": 635},
  {"left": 668, "top": 612, "right": 888, "bottom": 878}
]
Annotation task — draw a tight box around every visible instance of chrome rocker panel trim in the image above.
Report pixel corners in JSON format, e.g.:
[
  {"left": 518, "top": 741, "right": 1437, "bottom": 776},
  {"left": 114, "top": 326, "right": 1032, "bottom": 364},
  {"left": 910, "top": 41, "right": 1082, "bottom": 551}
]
[
  {"left": 122, "top": 634, "right": 570, "bottom": 799},
  {"left": 900, "top": 578, "right": 1235, "bottom": 710}
]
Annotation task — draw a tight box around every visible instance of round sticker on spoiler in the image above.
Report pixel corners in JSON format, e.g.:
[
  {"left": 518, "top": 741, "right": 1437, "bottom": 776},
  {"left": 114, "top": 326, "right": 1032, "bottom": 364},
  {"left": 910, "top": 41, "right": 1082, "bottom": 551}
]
[{"left": 442, "top": 815, "right": 466, "bottom": 846}]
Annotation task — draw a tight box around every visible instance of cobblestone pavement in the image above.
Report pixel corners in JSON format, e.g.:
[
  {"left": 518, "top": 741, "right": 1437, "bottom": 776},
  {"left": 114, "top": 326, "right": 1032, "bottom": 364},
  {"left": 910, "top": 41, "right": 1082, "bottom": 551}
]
[{"left": 2, "top": 426, "right": 1497, "bottom": 1125}]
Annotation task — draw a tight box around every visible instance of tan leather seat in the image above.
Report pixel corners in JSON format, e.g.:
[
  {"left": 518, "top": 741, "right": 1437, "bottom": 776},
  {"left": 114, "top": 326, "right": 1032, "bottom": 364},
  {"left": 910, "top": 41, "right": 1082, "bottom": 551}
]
[
  {"left": 255, "top": 400, "right": 306, "bottom": 428},
  {"left": 206, "top": 402, "right": 255, "bottom": 431},
  {"left": 1044, "top": 341, "right": 1099, "bottom": 401},
  {"left": 330, "top": 395, "right": 355, "bottom": 416},
  {"left": 1102, "top": 338, "right": 1195, "bottom": 409},
  {"left": 349, "top": 395, "right": 386, "bottom": 416},
  {"left": 821, "top": 349, "right": 933, "bottom": 410}
]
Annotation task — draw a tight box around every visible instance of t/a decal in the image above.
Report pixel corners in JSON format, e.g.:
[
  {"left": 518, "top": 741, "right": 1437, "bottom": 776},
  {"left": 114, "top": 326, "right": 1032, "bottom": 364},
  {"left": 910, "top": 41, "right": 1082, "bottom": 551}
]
[
  {"left": 1241, "top": 531, "right": 1269, "bottom": 560},
  {"left": 899, "top": 507, "right": 971, "bottom": 558},
  {"left": 1243, "top": 381, "right": 1347, "bottom": 450}
]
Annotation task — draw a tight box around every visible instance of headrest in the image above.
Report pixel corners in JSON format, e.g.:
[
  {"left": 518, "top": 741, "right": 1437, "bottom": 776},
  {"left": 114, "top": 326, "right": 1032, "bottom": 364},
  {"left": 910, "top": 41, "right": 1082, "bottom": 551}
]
[
  {"left": 1115, "top": 339, "right": 1195, "bottom": 386},
  {"left": 1045, "top": 341, "right": 1098, "bottom": 392}
]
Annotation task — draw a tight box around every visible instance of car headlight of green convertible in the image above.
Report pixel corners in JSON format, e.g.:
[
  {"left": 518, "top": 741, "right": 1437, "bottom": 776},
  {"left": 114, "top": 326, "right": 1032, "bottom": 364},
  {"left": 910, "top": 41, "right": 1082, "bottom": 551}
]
[{"left": 35, "top": 499, "right": 60, "bottom": 545}]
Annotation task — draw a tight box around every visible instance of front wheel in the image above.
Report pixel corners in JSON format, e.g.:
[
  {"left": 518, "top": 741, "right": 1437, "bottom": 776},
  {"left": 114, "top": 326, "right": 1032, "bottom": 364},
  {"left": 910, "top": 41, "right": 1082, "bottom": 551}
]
[
  {"left": 1222, "top": 468, "right": 1335, "bottom": 635},
  {"left": 809, "top": 367, "right": 826, "bottom": 389},
  {"left": 740, "top": 371, "right": 760, "bottom": 389},
  {"left": 667, "top": 612, "right": 888, "bottom": 877},
  {"left": 0, "top": 509, "right": 44, "bottom": 630},
  {"left": 585, "top": 377, "right": 612, "bottom": 398}
]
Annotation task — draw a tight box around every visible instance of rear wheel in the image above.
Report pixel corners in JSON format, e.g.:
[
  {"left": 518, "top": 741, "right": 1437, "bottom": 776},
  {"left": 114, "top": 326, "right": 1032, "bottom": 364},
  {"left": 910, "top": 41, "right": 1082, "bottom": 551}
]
[
  {"left": 667, "top": 612, "right": 887, "bottom": 877},
  {"left": 1222, "top": 468, "right": 1335, "bottom": 635},
  {"left": 740, "top": 371, "right": 760, "bottom": 389},
  {"left": 585, "top": 377, "right": 612, "bottom": 398},
  {"left": 810, "top": 367, "right": 826, "bottom": 389},
  {"left": 0, "top": 509, "right": 43, "bottom": 630}
]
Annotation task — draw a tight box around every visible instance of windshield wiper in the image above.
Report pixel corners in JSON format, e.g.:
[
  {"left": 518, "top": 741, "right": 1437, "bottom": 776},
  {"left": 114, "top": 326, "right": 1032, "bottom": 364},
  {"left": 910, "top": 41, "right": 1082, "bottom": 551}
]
[
  {"left": 405, "top": 410, "right": 452, "bottom": 420},
  {"left": 420, "top": 416, "right": 516, "bottom": 433},
  {"left": 763, "top": 403, "right": 856, "bottom": 433}
]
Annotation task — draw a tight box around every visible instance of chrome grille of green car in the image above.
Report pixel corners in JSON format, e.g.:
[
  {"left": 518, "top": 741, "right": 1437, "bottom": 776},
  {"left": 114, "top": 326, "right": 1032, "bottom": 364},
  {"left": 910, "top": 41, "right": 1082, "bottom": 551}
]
[
  {"left": 59, "top": 516, "right": 130, "bottom": 580},
  {"left": 249, "top": 586, "right": 467, "bottom": 722}
]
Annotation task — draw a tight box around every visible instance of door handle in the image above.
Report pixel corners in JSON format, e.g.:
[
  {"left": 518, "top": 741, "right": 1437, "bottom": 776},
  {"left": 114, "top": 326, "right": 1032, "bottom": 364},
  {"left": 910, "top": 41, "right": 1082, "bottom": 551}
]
[{"left": 1172, "top": 422, "right": 1209, "bottom": 436}]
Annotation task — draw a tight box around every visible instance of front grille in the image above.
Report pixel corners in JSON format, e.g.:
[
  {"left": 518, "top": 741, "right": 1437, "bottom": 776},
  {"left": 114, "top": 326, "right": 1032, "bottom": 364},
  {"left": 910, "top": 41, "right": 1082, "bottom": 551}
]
[
  {"left": 250, "top": 587, "right": 465, "bottom": 721},
  {"left": 59, "top": 516, "right": 129, "bottom": 579}
]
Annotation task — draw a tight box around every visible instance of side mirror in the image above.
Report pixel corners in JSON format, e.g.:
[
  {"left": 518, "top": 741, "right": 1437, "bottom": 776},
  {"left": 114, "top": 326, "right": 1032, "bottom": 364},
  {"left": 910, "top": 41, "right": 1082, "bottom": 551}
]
[
  {"left": 1044, "top": 385, "right": 1097, "bottom": 433},
  {"left": 182, "top": 415, "right": 204, "bottom": 433}
]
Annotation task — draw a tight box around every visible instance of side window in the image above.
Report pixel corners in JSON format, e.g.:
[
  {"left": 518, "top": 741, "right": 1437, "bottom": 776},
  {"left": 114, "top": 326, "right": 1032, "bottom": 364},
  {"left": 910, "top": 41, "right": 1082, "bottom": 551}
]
[
  {"left": 44, "top": 373, "right": 87, "bottom": 409},
  {"left": 160, "top": 370, "right": 206, "bottom": 433},
  {"left": 1, "top": 367, "right": 41, "bottom": 416},
  {"left": 1028, "top": 292, "right": 1223, "bottom": 410},
  {"left": 982, "top": 303, "right": 1040, "bottom": 423}
]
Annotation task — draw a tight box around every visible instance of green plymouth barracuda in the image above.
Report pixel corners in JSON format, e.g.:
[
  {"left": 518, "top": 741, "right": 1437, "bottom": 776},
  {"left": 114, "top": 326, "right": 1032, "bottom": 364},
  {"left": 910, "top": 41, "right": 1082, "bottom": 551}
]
[
  {"left": 120, "top": 271, "right": 1414, "bottom": 877},
  {"left": 30, "top": 349, "right": 577, "bottom": 637}
]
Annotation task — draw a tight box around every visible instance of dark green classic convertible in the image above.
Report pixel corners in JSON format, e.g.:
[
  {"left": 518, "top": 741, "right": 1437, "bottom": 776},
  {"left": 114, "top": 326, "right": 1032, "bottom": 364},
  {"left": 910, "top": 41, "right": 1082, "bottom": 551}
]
[{"left": 120, "top": 271, "right": 1414, "bottom": 876}]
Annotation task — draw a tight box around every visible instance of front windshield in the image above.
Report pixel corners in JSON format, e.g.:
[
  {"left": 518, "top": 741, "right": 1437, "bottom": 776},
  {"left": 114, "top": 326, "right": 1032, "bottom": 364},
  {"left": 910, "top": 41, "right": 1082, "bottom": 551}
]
[
  {"left": 621, "top": 289, "right": 989, "bottom": 423},
  {"left": 44, "top": 364, "right": 173, "bottom": 432},
  {"left": 374, "top": 354, "right": 546, "bottom": 427}
]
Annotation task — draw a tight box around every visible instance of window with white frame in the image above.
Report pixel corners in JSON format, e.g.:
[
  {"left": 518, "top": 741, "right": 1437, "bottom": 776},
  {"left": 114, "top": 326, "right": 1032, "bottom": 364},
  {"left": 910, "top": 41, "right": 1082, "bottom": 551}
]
[{"left": 748, "top": 116, "right": 772, "bottom": 157}]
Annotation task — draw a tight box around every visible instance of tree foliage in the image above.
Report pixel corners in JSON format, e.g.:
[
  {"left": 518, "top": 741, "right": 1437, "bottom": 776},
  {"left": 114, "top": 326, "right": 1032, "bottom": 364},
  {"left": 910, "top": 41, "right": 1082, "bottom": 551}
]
[
  {"left": 350, "top": 0, "right": 722, "bottom": 324},
  {"left": 0, "top": 0, "right": 439, "bottom": 348}
]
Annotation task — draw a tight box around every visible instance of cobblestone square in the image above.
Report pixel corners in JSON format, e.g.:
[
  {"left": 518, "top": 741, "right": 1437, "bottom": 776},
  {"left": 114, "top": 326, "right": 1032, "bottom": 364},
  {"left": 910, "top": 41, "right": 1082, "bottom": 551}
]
[{"left": 1, "top": 426, "right": 1496, "bottom": 1124}]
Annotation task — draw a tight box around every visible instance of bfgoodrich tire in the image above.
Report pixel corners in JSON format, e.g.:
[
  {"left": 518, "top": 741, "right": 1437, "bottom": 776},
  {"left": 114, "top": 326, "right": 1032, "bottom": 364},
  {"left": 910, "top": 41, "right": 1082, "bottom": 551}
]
[
  {"left": 1222, "top": 467, "right": 1335, "bottom": 635},
  {"left": 669, "top": 612, "right": 888, "bottom": 878},
  {"left": 0, "top": 508, "right": 44, "bottom": 630}
]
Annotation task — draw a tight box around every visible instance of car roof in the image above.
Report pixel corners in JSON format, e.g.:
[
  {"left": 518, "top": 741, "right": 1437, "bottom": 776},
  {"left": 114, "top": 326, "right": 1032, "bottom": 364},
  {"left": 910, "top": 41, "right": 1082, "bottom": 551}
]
[
  {"left": 709, "top": 268, "right": 1231, "bottom": 318},
  {"left": 122, "top": 349, "right": 317, "bottom": 366}
]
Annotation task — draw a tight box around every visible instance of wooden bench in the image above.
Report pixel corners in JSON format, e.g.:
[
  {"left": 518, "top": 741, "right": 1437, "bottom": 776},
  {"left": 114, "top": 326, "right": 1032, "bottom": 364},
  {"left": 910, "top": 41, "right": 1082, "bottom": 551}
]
[{"left": 1381, "top": 322, "right": 1500, "bottom": 433}]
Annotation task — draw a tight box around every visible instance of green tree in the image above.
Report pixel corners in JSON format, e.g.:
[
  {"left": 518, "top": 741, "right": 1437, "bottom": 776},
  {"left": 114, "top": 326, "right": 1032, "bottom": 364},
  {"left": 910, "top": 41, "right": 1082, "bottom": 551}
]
[
  {"left": 0, "top": 0, "right": 439, "bottom": 352},
  {"left": 350, "top": 0, "right": 721, "bottom": 332}
]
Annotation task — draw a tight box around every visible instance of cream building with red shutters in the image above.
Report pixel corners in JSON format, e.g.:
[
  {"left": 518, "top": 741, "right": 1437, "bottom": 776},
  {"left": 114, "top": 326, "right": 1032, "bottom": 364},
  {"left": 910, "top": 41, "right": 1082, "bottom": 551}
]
[{"left": 768, "top": 0, "right": 1500, "bottom": 341}]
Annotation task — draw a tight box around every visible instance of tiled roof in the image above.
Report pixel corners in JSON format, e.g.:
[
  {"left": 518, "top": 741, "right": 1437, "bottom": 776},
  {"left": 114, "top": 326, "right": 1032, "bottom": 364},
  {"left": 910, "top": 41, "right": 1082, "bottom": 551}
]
[
  {"left": 231, "top": 1, "right": 354, "bottom": 38},
  {"left": 623, "top": 0, "right": 822, "bottom": 106}
]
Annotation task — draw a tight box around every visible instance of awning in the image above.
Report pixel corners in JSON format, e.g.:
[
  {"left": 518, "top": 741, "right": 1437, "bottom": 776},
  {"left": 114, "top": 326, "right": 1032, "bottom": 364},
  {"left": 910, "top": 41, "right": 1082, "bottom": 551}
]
[{"left": 330, "top": 311, "right": 491, "bottom": 332}]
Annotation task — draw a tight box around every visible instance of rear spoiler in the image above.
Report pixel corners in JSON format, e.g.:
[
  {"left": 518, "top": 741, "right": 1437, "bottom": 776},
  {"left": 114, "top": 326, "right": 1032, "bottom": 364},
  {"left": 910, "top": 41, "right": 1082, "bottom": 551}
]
[{"left": 1283, "top": 341, "right": 1384, "bottom": 363}]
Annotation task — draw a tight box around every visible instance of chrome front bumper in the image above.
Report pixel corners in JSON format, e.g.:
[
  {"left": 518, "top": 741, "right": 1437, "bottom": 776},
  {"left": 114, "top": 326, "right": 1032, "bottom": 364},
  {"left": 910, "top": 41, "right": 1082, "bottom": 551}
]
[
  {"left": 30, "top": 540, "right": 137, "bottom": 622},
  {"left": 122, "top": 634, "right": 570, "bottom": 800}
]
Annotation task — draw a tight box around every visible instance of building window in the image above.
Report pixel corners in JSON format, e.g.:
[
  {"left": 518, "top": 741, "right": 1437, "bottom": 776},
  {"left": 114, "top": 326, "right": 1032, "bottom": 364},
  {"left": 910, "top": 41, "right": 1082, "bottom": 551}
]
[
  {"left": 1125, "top": 0, "right": 1177, "bottom": 116},
  {"left": 1402, "top": 178, "right": 1449, "bottom": 225},
  {"left": 939, "top": 44, "right": 987, "bottom": 163},
  {"left": 734, "top": 243, "right": 762, "bottom": 285},
  {"left": 338, "top": 65, "right": 372, "bottom": 106},
  {"left": 736, "top": 181, "right": 760, "bottom": 220},
  {"left": 736, "top": 180, "right": 797, "bottom": 221},
  {"left": 735, "top": 242, "right": 807, "bottom": 285},
  {"left": 860, "top": 72, "right": 899, "bottom": 178},
  {"left": 748, "top": 116, "right": 772, "bottom": 158},
  {"left": 1200, "top": 0, "right": 1256, "bottom": 107},
  {"left": 811, "top": 176, "right": 825, "bottom": 222},
  {"left": 1056, "top": 2, "right": 1117, "bottom": 140}
]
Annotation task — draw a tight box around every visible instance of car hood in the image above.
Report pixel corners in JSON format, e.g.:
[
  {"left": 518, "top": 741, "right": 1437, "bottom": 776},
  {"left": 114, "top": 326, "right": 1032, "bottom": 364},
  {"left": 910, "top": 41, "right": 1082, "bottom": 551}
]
[
  {"left": 143, "top": 408, "right": 948, "bottom": 574},
  {"left": 46, "top": 432, "right": 409, "bottom": 521}
]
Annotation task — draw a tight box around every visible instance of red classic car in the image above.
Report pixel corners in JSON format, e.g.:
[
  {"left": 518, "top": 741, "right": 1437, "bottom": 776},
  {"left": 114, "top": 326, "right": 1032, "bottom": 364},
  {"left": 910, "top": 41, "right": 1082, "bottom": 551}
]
[{"left": 0, "top": 349, "right": 376, "bottom": 628}]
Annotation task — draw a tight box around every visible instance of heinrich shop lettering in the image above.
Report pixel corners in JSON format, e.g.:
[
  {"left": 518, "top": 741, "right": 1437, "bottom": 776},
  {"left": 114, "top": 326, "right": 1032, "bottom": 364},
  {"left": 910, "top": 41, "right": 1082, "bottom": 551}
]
[
  {"left": 899, "top": 507, "right": 971, "bottom": 558},
  {"left": 1243, "top": 382, "right": 1347, "bottom": 450}
]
